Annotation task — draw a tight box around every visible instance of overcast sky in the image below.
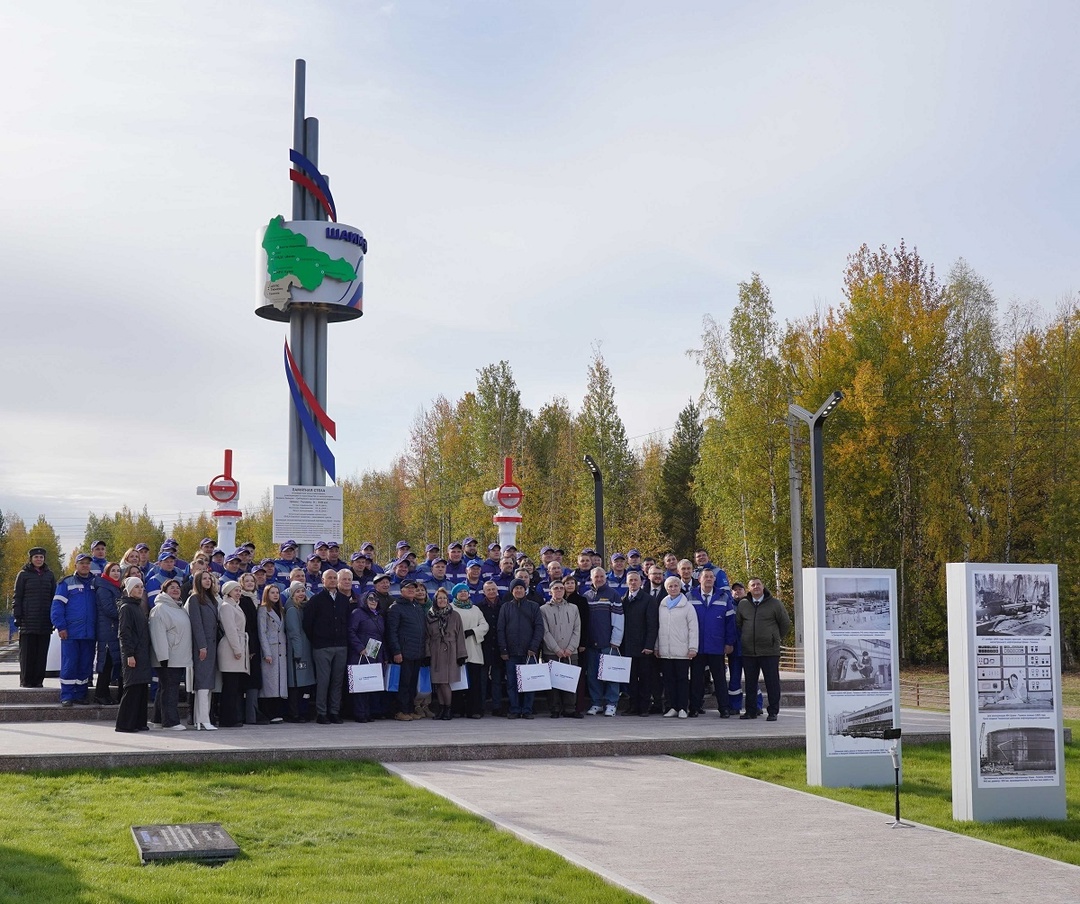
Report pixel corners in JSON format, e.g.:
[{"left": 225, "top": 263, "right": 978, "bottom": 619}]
[{"left": 2, "top": 1, "right": 1077, "bottom": 554}]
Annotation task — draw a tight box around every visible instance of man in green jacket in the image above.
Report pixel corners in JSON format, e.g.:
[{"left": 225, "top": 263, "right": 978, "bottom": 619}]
[{"left": 735, "top": 578, "right": 791, "bottom": 722}]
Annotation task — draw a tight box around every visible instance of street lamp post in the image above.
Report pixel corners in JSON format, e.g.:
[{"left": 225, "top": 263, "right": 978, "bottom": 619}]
[
  {"left": 583, "top": 454, "right": 604, "bottom": 562},
  {"left": 788, "top": 390, "right": 844, "bottom": 569}
]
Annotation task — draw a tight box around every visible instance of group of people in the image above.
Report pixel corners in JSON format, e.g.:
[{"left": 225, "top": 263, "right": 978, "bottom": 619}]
[{"left": 10, "top": 535, "right": 793, "bottom": 729}]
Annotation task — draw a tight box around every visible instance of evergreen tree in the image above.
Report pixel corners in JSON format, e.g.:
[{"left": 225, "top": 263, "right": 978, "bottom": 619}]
[{"left": 658, "top": 400, "right": 702, "bottom": 556}]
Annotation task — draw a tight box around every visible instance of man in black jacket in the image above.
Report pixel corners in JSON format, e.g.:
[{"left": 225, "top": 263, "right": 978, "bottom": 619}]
[
  {"left": 386, "top": 579, "right": 426, "bottom": 720},
  {"left": 477, "top": 581, "right": 504, "bottom": 714},
  {"left": 643, "top": 566, "right": 669, "bottom": 713},
  {"left": 621, "top": 570, "right": 658, "bottom": 716},
  {"left": 736, "top": 578, "right": 791, "bottom": 721},
  {"left": 497, "top": 579, "right": 543, "bottom": 719},
  {"left": 303, "top": 569, "right": 349, "bottom": 723},
  {"left": 13, "top": 547, "right": 56, "bottom": 688}
]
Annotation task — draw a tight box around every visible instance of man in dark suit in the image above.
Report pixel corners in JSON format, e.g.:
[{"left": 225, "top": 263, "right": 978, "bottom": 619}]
[
  {"left": 621, "top": 570, "right": 658, "bottom": 715},
  {"left": 644, "top": 566, "right": 668, "bottom": 713},
  {"left": 303, "top": 569, "right": 349, "bottom": 724}
]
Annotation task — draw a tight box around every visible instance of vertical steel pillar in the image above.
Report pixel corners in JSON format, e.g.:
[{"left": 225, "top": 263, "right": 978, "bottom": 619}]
[
  {"left": 788, "top": 415, "right": 804, "bottom": 650},
  {"left": 287, "top": 60, "right": 305, "bottom": 488}
]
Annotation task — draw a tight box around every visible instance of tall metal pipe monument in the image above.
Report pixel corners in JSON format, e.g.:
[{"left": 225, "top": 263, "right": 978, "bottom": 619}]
[{"left": 256, "top": 61, "right": 365, "bottom": 548}]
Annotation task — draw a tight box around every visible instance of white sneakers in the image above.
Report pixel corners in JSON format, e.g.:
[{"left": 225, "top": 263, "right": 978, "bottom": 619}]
[
  {"left": 603, "top": 705, "right": 616, "bottom": 717},
  {"left": 167, "top": 724, "right": 186, "bottom": 731},
  {"left": 678, "top": 710, "right": 688, "bottom": 719},
  {"left": 664, "top": 708, "right": 678, "bottom": 718},
  {"left": 587, "top": 705, "right": 602, "bottom": 715}
]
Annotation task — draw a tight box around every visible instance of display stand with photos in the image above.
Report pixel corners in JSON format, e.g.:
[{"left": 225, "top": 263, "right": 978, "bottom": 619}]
[
  {"left": 946, "top": 563, "right": 1065, "bottom": 821},
  {"left": 804, "top": 568, "right": 901, "bottom": 787}
]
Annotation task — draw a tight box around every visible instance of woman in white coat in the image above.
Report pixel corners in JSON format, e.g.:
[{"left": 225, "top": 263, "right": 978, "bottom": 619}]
[
  {"left": 451, "top": 582, "right": 489, "bottom": 719},
  {"left": 655, "top": 576, "right": 698, "bottom": 719},
  {"left": 149, "top": 578, "right": 193, "bottom": 730},
  {"left": 217, "top": 580, "right": 249, "bottom": 728},
  {"left": 258, "top": 584, "right": 288, "bottom": 722}
]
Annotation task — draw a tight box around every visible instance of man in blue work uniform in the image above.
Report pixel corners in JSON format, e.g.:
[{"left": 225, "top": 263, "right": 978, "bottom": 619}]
[{"left": 52, "top": 553, "right": 97, "bottom": 706}]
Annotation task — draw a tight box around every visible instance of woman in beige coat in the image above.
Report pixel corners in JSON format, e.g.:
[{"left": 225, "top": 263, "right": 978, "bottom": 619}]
[
  {"left": 425, "top": 588, "right": 467, "bottom": 721},
  {"left": 655, "top": 576, "right": 698, "bottom": 719},
  {"left": 217, "top": 581, "right": 249, "bottom": 728}
]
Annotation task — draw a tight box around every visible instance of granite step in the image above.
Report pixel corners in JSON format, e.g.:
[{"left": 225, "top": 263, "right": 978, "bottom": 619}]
[{"left": 0, "top": 690, "right": 189, "bottom": 723}]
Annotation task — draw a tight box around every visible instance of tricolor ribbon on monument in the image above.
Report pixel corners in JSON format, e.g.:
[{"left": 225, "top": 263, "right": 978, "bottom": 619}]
[
  {"left": 289, "top": 148, "right": 337, "bottom": 222},
  {"left": 283, "top": 339, "right": 337, "bottom": 482}
]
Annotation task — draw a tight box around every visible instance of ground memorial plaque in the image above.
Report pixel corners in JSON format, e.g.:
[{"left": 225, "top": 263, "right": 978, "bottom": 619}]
[{"left": 131, "top": 823, "right": 240, "bottom": 865}]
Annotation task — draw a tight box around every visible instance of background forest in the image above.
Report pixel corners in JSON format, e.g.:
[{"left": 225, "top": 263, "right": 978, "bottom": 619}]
[{"left": 3, "top": 243, "right": 1077, "bottom": 665}]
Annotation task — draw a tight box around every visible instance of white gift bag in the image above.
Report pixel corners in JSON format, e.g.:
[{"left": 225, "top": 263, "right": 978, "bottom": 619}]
[
  {"left": 548, "top": 660, "right": 582, "bottom": 693},
  {"left": 348, "top": 662, "right": 385, "bottom": 694},
  {"left": 46, "top": 630, "right": 62, "bottom": 672},
  {"left": 516, "top": 661, "right": 552, "bottom": 692},
  {"left": 597, "top": 653, "right": 632, "bottom": 683}
]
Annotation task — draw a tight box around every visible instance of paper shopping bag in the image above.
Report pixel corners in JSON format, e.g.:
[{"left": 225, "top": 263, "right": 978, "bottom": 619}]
[
  {"left": 46, "top": 630, "right": 61, "bottom": 673},
  {"left": 384, "top": 663, "right": 401, "bottom": 692},
  {"left": 597, "top": 653, "right": 632, "bottom": 683},
  {"left": 417, "top": 666, "right": 432, "bottom": 695},
  {"left": 516, "top": 661, "right": 552, "bottom": 692},
  {"left": 548, "top": 660, "right": 582, "bottom": 693},
  {"left": 348, "top": 662, "right": 385, "bottom": 694}
]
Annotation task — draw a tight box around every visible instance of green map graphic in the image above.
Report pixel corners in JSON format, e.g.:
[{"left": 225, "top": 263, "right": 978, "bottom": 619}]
[{"left": 263, "top": 215, "right": 357, "bottom": 290}]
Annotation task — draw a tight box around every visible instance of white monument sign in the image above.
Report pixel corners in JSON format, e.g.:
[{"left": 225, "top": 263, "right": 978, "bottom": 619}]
[{"left": 272, "top": 485, "right": 343, "bottom": 545}]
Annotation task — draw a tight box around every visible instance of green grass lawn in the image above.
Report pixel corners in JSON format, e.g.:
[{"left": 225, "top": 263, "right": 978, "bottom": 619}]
[
  {"left": 685, "top": 718, "right": 1080, "bottom": 866},
  {"left": 0, "top": 761, "right": 644, "bottom": 904}
]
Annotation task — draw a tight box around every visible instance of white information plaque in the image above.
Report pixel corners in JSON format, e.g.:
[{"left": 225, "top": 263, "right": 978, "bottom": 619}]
[{"left": 272, "top": 485, "right": 343, "bottom": 545}]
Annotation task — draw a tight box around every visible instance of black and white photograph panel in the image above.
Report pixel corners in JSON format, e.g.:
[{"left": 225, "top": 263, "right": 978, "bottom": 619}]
[
  {"left": 976, "top": 642, "right": 1055, "bottom": 713},
  {"left": 825, "top": 695, "right": 894, "bottom": 756},
  {"left": 823, "top": 575, "right": 891, "bottom": 632},
  {"left": 973, "top": 570, "right": 1053, "bottom": 638},
  {"left": 826, "top": 638, "right": 893, "bottom": 691},
  {"left": 978, "top": 721, "right": 1058, "bottom": 785}
]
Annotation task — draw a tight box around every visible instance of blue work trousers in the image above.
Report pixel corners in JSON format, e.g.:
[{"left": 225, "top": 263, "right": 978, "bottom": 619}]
[{"left": 59, "top": 638, "right": 95, "bottom": 702}]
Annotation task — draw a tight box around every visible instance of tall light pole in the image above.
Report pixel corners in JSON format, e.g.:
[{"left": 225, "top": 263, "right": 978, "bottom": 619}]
[
  {"left": 583, "top": 454, "right": 604, "bottom": 562},
  {"left": 788, "top": 390, "right": 843, "bottom": 568}
]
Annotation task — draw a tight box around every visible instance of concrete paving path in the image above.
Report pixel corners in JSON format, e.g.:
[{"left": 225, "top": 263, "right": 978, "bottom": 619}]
[{"left": 389, "top": 755, "right": 1080, "bottom": 904}]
